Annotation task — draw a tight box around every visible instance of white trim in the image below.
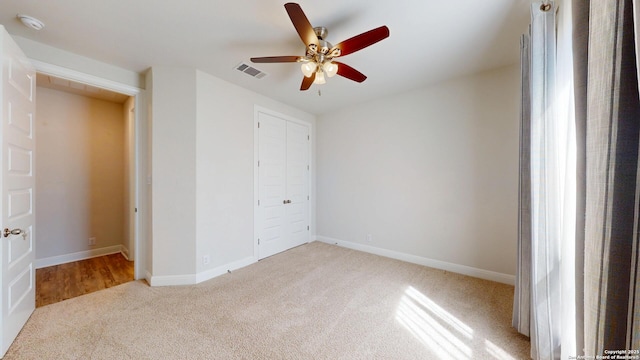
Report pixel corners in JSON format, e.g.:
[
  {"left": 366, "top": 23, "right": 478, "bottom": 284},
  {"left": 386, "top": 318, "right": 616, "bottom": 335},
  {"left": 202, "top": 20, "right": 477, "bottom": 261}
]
[
  {"left": 30, "top": 58, "right": 147, "bottom": 281},
  {"left": 148, "top": 256, "right": 256, "bottom": 286},
  {"left": 35, "top": 245, "right": 124, "bottom": 269},
  {"left": 315, "top": 236, "right": 515, "bottom": 285},
  {"left": 31, "top": 59, "right": 140, "bottom": 96},
  {"left": 253, "top": 107, "right": 260, "bottom": 262},
  {"left": 132, "top": 90, "right": 147, "bottom": 281},
  {"left": 149, "top": 274, "right": 196, "bottom": 287},
  {"left": 254, "top": 105, "right": 311, "bottom": 127},
  {"left": 195, "top": 256, "right": 256, "bottom": 284},
  {"left": 121, "top": 245, "right": 130, "bottom": 261}
]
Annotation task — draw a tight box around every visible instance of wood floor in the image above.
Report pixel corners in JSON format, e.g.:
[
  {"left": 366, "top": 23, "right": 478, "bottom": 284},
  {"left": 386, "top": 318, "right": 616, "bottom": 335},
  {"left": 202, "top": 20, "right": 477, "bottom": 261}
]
[{"left": 36, "top": 253, "right": 134, "bottom": 308}]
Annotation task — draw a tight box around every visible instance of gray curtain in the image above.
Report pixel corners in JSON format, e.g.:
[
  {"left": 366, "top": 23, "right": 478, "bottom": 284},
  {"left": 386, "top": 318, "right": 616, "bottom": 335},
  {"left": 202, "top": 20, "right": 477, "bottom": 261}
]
[
  {"left": 571, "top": 0, "right": 588, "bottom": 356},
  {"left": 513, "top": 32, "right": 532, "bottom": 339},
  {"left": 516, "top": 0, "right": 640, "bottom": 357},
  {"left": 573, "top": 0, "right": 640, "bottom": 354}
]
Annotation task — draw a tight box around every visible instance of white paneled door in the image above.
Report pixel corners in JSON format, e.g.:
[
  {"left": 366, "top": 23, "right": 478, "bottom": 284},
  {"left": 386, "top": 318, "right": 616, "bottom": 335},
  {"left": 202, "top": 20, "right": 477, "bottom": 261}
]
[
  {"left": 285, "top": 121, "right": 310, "bottom": 249},
  {"left": 257, "top": 110, "right": 310, "bottom": 259},
  {"left": 0, "top": 26, "right": 36, "bottom": 357}
]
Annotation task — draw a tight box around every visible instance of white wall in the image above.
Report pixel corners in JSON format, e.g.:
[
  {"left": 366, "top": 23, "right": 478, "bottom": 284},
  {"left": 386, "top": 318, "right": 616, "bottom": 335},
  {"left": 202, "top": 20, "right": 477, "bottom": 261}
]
[
  {"left": 149, "top": 67, "right": 197, "bottom": 278},
  {"left": 147, "top": 68, "right": 315, "bottom": 285},
  {"left": 316, "top": 65, "right": 520, "bottom": 279},
  {"left": 195, "top": 71, "right": 316, "bottom": 276},
  {"left": 36, "top": 86, "right": 125, "bottom": 262},
  {"left": 19, "top": 32, "right": 518, "bottom": 283}
]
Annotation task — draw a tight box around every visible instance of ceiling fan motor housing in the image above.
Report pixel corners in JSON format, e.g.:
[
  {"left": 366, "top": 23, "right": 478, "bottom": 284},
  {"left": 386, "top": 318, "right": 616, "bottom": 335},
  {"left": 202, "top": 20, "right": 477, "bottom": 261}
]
[
  {"left": 314, "top": 27, "right": 328, "bottom": 40},
  {"left": 315, "top": 27, "right": 333, "bottom": 56}
]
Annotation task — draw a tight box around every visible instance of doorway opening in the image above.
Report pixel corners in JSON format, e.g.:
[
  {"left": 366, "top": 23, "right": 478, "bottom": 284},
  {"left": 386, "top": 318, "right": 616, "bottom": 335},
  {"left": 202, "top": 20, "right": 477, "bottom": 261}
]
[{"left": 33, "top": 73, "right": 137, "bottom": 306}]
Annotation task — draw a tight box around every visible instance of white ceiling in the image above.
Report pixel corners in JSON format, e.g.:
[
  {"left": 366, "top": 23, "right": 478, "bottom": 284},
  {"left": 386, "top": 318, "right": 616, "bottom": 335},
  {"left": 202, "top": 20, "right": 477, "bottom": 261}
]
[{"left": 0, "top": 0, "right": 530, "bottom": 115}]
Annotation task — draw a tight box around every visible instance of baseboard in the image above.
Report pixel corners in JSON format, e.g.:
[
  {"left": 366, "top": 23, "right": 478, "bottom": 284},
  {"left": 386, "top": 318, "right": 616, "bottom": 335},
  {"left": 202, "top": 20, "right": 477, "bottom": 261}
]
[
  {"left": 149, "top": 274, "right": 197, "bottom": 287},
  {"left": 35, "top": 245, "right": 124, "bottom": 269},
  {"left": 121, "top": 246, "right": 130, "bottom": 261},
  {"left": 195, "top": 256, "right": 256, "bottom": 284},
  {"left": 148, "top": 256, "right": 257, "bottom": 287},
  {"left": 315, "top": 236, "right": 515, "bottom": 285}
]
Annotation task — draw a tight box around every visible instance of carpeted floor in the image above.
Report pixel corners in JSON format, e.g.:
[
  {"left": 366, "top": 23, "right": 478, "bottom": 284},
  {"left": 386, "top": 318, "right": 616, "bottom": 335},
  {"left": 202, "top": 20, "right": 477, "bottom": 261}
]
[{"left": 5, "top": 242, "right": 530, "bottom": 359}]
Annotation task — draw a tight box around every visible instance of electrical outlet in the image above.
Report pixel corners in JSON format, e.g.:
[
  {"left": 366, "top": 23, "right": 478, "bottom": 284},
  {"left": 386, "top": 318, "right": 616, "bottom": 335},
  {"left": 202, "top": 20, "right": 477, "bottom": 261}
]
[
  {"left": 366, "top": 234, "right": 372, "bottom": 243},
  {"left": 89, "top": 237, "right": 96, "bottom": 246},
  {"left": 203, "top": 255, "right": 210, "bottom": 265}
]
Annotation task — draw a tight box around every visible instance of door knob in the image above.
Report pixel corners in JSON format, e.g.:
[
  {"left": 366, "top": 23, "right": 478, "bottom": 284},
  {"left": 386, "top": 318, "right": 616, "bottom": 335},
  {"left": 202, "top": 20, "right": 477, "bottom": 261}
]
[
  {"left": 3, "top": 228, "right": 24, "bottom": 238},
  {"left": 283, "top": 200, "right": 292, "bottom": 204}
]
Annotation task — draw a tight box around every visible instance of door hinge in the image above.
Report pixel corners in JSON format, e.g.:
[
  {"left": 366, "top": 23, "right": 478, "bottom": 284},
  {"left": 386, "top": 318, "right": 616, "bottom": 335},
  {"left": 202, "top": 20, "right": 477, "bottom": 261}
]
[
  {"left": 258, "top": 200, "right": 260, "bottom": 206},
  {"left": 307, "top": 165, "right": 309, "bottom": 170},
  {"left": 307, "top": 195, "right": 309, "bottom": 200},
  {"left": 258, "top": 122, "right": 260, "bottom": 128},
  {"left": 307, "top": 226, "right": 309, "bottom": 231},
  {"left": 258, "top": 160, "right": 260, "bottom": 167},
  {"left": 135, "top": 207, "right": 138, "bottom": 213},
  {"left": 258, "top": 238, "right": 260, "bottom": 245},
  {"left": 307, "top": 135, "right": 310, "bottom": 140}
]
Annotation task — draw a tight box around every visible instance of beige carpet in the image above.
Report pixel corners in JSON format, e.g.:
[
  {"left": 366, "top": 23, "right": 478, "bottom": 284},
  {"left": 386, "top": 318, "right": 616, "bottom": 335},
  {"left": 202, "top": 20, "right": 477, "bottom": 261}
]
[{"left": 5, "top": 242, "right": 530, "bottom": 359}]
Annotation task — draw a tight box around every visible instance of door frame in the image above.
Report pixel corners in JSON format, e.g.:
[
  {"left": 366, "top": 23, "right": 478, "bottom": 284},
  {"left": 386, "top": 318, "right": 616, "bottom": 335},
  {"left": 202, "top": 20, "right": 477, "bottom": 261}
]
[
  {"left": 31, "top": 59, "right": 147, "bottom": 279},
  {"left": 253, "top": 105, "right": 313, "bottom": 261}
]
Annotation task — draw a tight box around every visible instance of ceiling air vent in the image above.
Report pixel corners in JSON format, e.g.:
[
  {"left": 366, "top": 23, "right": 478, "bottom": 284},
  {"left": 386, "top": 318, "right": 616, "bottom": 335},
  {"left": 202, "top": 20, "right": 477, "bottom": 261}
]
[{"left": 235, "top": 63, "right": 267, "bottom": 79}]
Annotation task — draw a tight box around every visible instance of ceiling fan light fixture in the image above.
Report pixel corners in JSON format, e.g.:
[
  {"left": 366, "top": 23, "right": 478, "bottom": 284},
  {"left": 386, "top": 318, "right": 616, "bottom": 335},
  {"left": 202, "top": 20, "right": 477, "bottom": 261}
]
[
  {"left": 313, "top": 71, "right": 326, "bottom": 85},
  {"left": 323, "top": 62, "right": 338, "bottom": 78},
  {"left": 301, "top": 62, "right": 317, "bottom": 77}
]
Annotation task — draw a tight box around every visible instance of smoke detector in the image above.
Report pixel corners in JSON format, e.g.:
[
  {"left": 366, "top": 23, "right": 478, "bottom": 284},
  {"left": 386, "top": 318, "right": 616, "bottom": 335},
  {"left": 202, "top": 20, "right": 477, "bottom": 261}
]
[{"left": 17, "top": 14, "right": 45, "bottom": 31}]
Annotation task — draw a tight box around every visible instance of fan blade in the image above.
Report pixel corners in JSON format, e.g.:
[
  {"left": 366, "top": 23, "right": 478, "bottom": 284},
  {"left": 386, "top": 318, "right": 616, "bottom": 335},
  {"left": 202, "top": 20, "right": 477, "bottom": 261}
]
[
  {"left": 334, "top": 62, "right": 367, "bottom": 83},
  {"left": 285, "top": 3, "right": 319, "bottom": 47},
  {"left": 251, "top": 56, "right": 301, "bottom": 63},
  {"left": 301, "top": 73, "right": 315, "bottom": 91},
  {"left": 332, "top": 26, "right": 389, "bottom": 57}
]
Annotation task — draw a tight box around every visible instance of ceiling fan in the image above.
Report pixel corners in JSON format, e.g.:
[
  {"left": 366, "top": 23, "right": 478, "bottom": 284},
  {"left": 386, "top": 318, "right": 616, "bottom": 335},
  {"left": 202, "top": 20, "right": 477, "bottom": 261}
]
[{"left": 250, "top": 3, "right": 390, "bottom": 91}]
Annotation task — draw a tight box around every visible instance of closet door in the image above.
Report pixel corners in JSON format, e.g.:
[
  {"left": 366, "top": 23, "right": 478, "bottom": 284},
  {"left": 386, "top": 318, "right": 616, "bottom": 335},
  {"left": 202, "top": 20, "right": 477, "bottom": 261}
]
[
  {"left": 257, "top": 113, "right": 287, "bottom": 259},
  {"left": 285, "top": 121, "right": 309, "bottom": 249},
  {"left": 256, "top": 110, "right": 309, "bottom": 259}
]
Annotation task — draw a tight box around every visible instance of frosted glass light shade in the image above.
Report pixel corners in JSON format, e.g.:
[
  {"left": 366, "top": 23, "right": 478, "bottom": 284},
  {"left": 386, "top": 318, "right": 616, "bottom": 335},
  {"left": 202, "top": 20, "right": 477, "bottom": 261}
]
[
  {"left": 323, "top": 62, "right": 338, "bottom": 77},
  {"left": 314, "top": 71, "right": 326, "bottom": 84},
  {"left": 301, "top": 62, "right": 317, "bottom": 77}
]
